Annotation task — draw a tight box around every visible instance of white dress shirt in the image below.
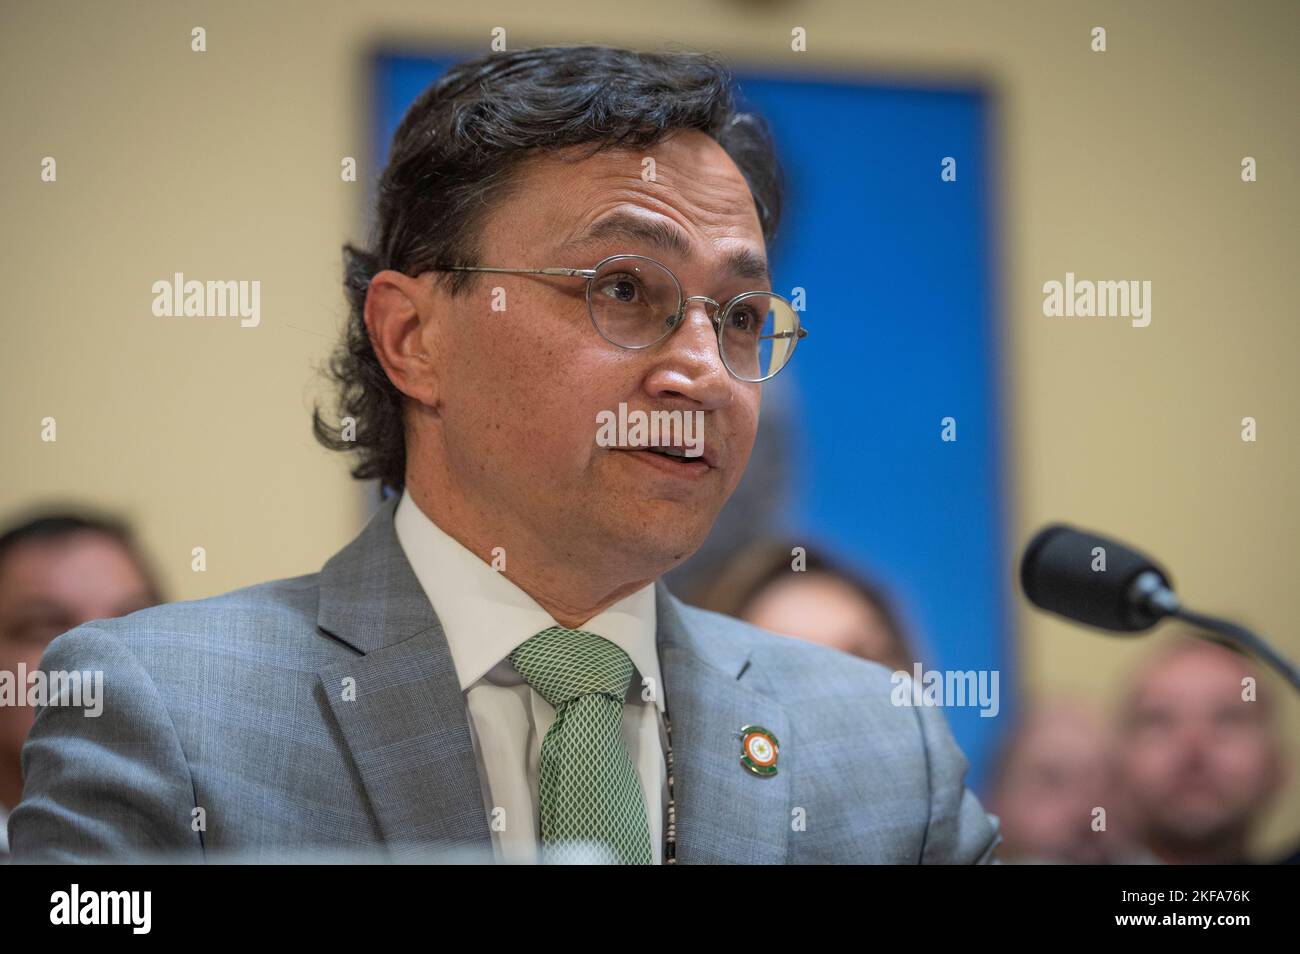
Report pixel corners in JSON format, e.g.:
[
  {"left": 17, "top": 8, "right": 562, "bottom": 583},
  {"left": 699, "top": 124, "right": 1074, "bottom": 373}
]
[{"left": 393, "top": 491, "right": 668, "bottom": 864}]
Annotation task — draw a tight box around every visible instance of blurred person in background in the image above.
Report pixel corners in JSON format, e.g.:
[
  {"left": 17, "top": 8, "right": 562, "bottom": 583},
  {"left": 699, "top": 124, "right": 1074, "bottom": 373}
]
[
  {"left": 1116, "top": 634, "right": 1289, "bottom": 865},
  {"left": 0, "top": 511, "right": 162, "bottom": 853},
  {"left": 687, "top": 538, "right": 914, "bottom": 671},
  {"left": 987, "top": 699, "right": 1137, "bottom": 864}
]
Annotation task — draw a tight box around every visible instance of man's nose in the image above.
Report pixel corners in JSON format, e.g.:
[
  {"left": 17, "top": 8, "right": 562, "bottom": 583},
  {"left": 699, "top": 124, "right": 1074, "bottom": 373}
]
[
  {"left": 642, "top": 299, "right": 732, "bottom": 407},
  {"left": 1170, "top": 723, "right": 1213, "bottom": 761}
]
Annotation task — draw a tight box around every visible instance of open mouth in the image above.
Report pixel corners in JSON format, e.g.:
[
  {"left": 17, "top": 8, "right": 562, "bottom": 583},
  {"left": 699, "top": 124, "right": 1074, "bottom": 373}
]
[
  {"left": 616, "top": 445, "right": 714, "bottom": 475},
  {"left": 646, "top": 445, "right": 695, "bottom": 459}
]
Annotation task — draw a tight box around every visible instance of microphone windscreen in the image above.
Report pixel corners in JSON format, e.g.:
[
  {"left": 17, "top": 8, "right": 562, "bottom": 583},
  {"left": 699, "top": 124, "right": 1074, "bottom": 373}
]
[{"left": 1020, "top": 524, "right": 1172, "bottom": 631}]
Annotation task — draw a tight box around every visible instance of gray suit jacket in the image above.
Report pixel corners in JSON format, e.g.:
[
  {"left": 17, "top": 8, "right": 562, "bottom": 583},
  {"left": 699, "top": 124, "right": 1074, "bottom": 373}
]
[{"left": 8, "top": 497, "right": 1001, "bottom": 863}]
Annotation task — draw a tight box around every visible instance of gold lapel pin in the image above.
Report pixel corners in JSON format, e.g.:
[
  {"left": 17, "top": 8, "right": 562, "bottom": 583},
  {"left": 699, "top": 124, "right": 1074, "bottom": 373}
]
[{"left": 739, "top": 724, "right": 779, "bottom": 777}]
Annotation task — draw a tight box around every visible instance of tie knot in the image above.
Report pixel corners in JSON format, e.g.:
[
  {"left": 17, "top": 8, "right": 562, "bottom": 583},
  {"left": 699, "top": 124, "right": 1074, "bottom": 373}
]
[{"left": 509, "top": 626, "right": 636, "bottom": 708}]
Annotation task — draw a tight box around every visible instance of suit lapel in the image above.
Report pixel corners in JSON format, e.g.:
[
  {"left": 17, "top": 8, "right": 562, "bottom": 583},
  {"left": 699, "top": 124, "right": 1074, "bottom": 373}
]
[
  {"left": 656, "top": 584, "right": 791, "bottom": 864},
  {"left": 315, "top": 497, "right": 492, "bottom": 858},
  {"left": 312, "top": 499, "right": 790, "bottom": 863}
]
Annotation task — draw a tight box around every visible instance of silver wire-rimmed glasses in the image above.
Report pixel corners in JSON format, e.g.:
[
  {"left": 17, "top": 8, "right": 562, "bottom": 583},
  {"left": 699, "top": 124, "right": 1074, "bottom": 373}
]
[{"left": 432, "top": 253, "right": 808, "bottom": 382}]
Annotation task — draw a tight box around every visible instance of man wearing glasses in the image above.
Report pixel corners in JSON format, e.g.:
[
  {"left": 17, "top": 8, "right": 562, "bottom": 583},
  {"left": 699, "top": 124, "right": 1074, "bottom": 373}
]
[{"left": 10, "top": 45, "right": 1000, "bottom": 864}]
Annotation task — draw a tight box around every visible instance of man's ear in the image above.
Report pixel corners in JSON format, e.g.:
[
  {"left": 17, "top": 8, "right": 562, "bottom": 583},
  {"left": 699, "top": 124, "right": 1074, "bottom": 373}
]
[{"left": 364, "top": 270, "right": 440, "bottom": 406}]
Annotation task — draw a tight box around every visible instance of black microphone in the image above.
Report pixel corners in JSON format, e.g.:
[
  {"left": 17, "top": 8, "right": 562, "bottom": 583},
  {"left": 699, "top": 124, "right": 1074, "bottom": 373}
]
[
  {"left": 1020, "top": 524, "right": 1178, "bottom": 632},
  {"left": 1020, "top": 523, "right": 1300, "bottom": 691}
]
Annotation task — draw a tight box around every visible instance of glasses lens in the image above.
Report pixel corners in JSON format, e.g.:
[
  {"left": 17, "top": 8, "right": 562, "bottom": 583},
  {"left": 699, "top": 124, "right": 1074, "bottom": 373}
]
[
  {"left": 720, "top": 293, "right": 801, "bottom": 381},
  {"left": 588, "top": 256, "right": 681, "bottom": 347}
]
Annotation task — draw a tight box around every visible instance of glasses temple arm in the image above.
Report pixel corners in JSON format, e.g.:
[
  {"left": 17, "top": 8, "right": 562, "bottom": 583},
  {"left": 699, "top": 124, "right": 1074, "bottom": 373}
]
[{"left": 440, "top": 266, "right": 597, "bottom": 278}]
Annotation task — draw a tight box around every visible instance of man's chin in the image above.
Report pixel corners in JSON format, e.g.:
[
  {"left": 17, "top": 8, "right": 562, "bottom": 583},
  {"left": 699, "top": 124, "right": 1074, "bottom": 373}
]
[
  {"left": 1155, "top": 806, "right": 1239, "bottom": 843},
  {"left": 589, "top": 508, "right": 715, "bottom": 573}
]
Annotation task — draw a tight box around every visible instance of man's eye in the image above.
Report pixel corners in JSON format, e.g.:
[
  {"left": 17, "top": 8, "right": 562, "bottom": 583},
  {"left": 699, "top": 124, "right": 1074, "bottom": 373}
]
[
  {"left": 1136, "top": 711, "right": 1173, "bottom": 733},
  {"left": 599, "top": 275, "right": 643, "bottom": 304},
  {"left": 728, "top": 307, "right": 761, "bottom": 333},
  {"left": 1215, "top": 707, "right": 1252, "bottom": 728},
  {"left": 12, "top": 621, "right": 71, "bottom": 645}
]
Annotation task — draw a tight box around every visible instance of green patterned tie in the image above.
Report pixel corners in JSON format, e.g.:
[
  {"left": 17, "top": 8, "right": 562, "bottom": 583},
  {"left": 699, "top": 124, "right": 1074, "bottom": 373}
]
[{"left": 509, "top": 626, "right": 654, "bottom": 865}]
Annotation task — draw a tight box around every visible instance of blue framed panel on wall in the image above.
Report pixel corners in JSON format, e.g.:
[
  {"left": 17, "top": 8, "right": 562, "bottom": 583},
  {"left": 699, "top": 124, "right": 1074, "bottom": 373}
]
[{"left": 368, "top": 51, "right": 1013, "bottom": 793}]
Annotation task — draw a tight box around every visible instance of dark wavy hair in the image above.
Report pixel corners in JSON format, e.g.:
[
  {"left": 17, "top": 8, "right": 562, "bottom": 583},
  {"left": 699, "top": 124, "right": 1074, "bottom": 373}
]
[{"left": 312, "top": 44, "right": 785, "bottom": 493}]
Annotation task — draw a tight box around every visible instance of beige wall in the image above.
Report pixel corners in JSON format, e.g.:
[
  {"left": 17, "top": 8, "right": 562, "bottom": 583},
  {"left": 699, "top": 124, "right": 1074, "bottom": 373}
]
[{"left": 3, "top": 1, "right": 1297, "bottom": 853}]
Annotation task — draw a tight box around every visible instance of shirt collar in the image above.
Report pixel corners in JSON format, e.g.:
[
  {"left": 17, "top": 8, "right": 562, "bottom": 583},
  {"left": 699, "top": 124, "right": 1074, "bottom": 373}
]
[{"left": 392, "top": 491, "right": 663, "bottom": 711}]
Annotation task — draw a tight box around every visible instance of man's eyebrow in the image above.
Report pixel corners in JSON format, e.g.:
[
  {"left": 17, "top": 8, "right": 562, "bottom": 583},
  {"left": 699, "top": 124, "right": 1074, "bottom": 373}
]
[{"left": 560, "top": 213, "right": 770, "bottom": 283}]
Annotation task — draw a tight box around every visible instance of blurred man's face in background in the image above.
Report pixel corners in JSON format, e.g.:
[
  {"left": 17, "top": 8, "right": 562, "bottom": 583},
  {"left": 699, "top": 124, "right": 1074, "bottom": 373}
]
[
  {"left": 990, "top": 703, "right": 1125, "bottom": 864},
  {"left": 0, "top": 531, "right": 157, "bottom": 807},
  {"left": 1118, "top": 642, "right": 1285, "bottom": 862},
  {"left": 401, "top": 129, "right": 765, "bottom": 584}
]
